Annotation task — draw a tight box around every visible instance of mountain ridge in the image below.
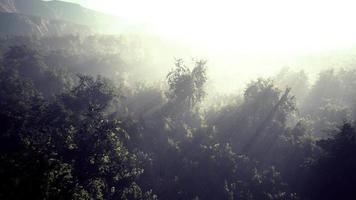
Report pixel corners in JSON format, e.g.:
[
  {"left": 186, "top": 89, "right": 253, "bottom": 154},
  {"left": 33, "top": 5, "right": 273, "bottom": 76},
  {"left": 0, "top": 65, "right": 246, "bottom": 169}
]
[
  {"left": 0, "top": 0, "right": 138, "bottom": 37},
  {"left": 0, "top": 12, "right": 92, "bottom": 37}
]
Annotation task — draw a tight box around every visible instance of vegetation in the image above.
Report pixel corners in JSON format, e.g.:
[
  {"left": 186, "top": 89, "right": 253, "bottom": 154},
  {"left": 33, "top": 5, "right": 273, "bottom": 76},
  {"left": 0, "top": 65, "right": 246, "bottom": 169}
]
[{"left": 1, "top": 36, "right": 356, "bottom": 200}]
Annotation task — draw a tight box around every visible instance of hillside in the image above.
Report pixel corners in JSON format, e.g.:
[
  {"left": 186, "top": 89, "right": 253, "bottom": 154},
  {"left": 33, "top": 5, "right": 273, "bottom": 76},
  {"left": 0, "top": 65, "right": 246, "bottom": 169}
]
[
  {"left": 0, "top": 0, "right": 16, "bottom": 12},
  {"left": 0, "top": 12, "right": 92, "bottom": 37},
  {"left": 0, "top": 0, "right": 136, "bottom": 36}
]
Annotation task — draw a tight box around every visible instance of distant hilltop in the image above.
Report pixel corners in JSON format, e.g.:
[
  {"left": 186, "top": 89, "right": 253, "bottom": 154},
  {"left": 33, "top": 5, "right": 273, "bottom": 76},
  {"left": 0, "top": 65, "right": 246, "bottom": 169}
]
[{"left": 0, "top": 0, "right": 140, "bottom": 37}]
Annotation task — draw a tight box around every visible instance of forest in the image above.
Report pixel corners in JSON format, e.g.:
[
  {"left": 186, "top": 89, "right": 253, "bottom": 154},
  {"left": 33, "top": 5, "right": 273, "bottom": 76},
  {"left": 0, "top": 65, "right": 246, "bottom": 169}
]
[{"left": 1, "top": 35, "right": 356, "bottom": 200}]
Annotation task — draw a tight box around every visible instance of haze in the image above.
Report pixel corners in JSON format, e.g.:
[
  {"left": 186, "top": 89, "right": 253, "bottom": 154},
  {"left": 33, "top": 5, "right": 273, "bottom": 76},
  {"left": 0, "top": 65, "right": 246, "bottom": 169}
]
[
  {"left": 54, "top": 0, "right": 356, "bottom": 93},
  {"left": 3, "top": 1, "right": 356, "bottom": 199},
  {"left": 66, "top": 0, "right": 356, "bottom": 53}
]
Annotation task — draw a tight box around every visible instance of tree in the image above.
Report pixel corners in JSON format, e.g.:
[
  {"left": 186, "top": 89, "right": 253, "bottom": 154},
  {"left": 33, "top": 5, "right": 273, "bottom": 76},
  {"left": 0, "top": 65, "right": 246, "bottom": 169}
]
[
  {"left": 0, "top": 71, "right": 156, "bottom": 199},
  {"left": 211, "top": 79, "right": 296, "bottom": 156},
  {"left": 308, "top": 123, "right": 356, "bottom": 200},
  {"left": 165, "top": 59, "right": 207, "bottom": 113},
  {"left": 3, "top": 45, "right": 72, "bottom": 98}
]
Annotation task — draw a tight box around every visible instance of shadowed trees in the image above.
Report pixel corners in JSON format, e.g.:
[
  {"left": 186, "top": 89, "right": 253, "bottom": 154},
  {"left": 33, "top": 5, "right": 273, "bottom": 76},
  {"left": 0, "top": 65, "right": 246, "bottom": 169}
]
[
  {"left": 307, "top": 123, "right": 356, "bottom": 200},
  {"left": 210, "top": 79, "right": 296, "bottom": 157},
  {"left": 0, "top": 54, "right": 155, "bottom": 199},
  {"left": 1, "top": 37, "right": 356, "bottom": 200}
]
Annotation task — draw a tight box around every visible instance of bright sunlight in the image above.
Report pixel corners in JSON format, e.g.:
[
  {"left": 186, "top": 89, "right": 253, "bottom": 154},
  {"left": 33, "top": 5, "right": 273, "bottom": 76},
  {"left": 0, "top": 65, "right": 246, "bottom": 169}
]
[
  {"left": 3, "top": 1, "right": 356, "bottom": 199},
  {"left": 69, "top": 0, "right": 356, "bottom": 53}
]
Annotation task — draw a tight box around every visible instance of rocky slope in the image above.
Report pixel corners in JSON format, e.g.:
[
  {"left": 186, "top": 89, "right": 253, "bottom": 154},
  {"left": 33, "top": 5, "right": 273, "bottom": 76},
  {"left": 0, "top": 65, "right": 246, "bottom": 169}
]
[
  {"left": 0, "top": 0, "right": 17, "bottom": 12},
  {"left": 0, "top": 12, "right": 91, "bottom": 37},
  {"left": 0, "top": 0, "right": 135, "bottom": 37}
]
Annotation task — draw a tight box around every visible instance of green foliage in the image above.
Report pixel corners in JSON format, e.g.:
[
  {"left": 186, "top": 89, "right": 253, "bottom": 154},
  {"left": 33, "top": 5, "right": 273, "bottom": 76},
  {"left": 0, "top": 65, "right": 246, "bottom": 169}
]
[
  {"left": 166, "top": 59, "right": 207, "bottom": 110},
  {"left": 307, "top": 123, "right": 356, "bottom": 200},
  {"left": 0, "top": 59, "right": 153, "bottom": 199},
  {"left": 1, "top": 36, "right": 356, "bottom": 200},
  {"left": 3, "top": 45, "right": 72, "bottom": 98}
]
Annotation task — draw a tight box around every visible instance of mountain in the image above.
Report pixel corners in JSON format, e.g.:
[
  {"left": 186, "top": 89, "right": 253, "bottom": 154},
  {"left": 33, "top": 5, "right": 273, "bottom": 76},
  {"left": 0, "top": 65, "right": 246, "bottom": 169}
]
[
  {"left": 0, "top": 12, "right": 91, "bottom": 37},
  {"left": 0, "top": 0, "right": 138, "bottom": 37},
  {"left": 0, "top": 0, "right": 17, "bottom": 12}
]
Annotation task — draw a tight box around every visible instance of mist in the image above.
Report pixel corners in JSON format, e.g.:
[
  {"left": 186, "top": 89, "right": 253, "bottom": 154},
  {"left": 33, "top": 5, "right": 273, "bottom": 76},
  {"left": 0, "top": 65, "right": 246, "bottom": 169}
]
[
  {"left": 1, "top": 0, "right": 356, "bottom": 200},
  {"left": 60, "top": 0, "right": 356, "bottom": 93}
]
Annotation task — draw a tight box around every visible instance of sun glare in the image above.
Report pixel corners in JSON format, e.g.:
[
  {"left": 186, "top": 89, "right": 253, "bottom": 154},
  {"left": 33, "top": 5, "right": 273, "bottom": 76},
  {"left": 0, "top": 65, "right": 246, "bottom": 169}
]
[{"left": 78, "top": 0, "right": 356, "bottom": 53}]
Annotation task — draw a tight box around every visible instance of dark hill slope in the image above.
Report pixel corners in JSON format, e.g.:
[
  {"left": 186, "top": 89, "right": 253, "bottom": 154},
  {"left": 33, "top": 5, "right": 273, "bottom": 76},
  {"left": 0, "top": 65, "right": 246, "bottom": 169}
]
[
  {"left": 0, "top": 12, "right": 91, "bottom": 37},
  {"left": 0, "top": 0, "right": 136, "bottom": 35}
]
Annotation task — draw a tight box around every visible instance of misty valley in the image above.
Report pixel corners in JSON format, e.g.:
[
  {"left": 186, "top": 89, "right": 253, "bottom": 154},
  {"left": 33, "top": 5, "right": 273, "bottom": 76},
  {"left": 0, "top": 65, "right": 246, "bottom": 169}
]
[{"left": 1, "top": 0, "right": 356, "bottom": 200}]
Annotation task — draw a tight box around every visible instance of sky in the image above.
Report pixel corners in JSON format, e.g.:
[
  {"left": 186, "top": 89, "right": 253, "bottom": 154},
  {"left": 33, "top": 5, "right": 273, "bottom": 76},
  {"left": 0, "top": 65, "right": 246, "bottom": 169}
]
[
  {"left": 56, "top": 0, "right": 356, "bottom": 94},
  {"left": 63, "top": 0, "right": 356, "bottom": 54}
]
